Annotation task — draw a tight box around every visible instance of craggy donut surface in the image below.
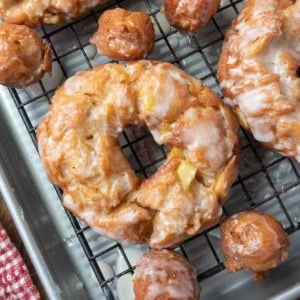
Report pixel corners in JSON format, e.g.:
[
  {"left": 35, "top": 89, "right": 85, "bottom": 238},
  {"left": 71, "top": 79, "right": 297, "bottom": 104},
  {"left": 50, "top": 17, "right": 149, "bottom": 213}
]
[
  {"left": 221, "top": 211, "right": 289, "bottom": 273},
  {"left": 133, "top": 250, "right": 200, "bottom": 300},
  {"left": 37, "top": 61, "right": 239, "bottom": 248},
  {"left": 164, "top": 0, "right": 221, "bottom": 31},
  {"left": 90, "top": 8, "right": 155, "bottom": 60},
  {"left": 0, "top": 0, "right": 109, "bottom": 27},
  {"left": 218, "top": 0, "right": 300, "bottom": 161},
  {"left": 0, "top": 23, "right": 51, "bottom": 88}
]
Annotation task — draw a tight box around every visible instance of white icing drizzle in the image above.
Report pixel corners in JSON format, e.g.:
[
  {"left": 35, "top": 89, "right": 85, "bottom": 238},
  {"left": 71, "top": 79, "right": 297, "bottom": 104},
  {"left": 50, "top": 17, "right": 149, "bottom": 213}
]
[
  {"left": 118, "top": 210, "right": 143, "bottom": 224},
  {"left": 182, "top": 109, "right": 221, "bottom": 150},
  {"left": 176, "top": 0, "right": 197, "bottom": 16},
  {"left": 140, "top": 67, "right": 189, "bottom": 121},
  {"left": 179, "top": 107, "right": 233, "bottom": 172},
  {"left": 64, "top": 73, "right": 86, "bottom": 95},
  {"left": 135, "top": 254, "right": 196, "bottom": 300},
  {"left": 63, "top": 193, "right": 143, "bottom": 244}
]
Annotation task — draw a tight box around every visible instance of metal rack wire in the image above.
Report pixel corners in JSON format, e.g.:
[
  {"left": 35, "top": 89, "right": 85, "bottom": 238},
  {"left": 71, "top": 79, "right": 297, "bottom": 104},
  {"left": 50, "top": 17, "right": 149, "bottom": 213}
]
[{"left": 7, "top": 0, "right": 300, "bottom": 298}]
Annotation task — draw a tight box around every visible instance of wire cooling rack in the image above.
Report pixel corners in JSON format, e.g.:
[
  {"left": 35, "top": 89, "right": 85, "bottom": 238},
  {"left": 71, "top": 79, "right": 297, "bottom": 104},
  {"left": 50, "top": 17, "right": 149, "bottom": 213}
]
[{"left": 7, "top": 0, "right": 300, "bottom": 298}]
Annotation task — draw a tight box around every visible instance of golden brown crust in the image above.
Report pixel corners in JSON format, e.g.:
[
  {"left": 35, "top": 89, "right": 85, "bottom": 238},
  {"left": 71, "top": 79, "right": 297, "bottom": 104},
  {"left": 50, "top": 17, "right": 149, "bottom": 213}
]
[
  {"left": 133, "top": 250, "right": 200, "bottom": 300},
  {"left": 0, "top": 23, "right": 51, "bottom": 88},
  {"left": 0, "top": 0, "right": 109, "bottom": 27},
  {"left": 90, "top": 8, "right": 155, "bottom": 60},
  {"left": 218, "top": 0, "right": 300, "bottom": 161},
  {"left": 221, "top": 210, "right": 290, "bottom": 273},
  {"left": 163, "top": 0, "right": 220, "bottom": 31},
  {"left": 37, "top": 60, "right": 239, "bottom": 248}
]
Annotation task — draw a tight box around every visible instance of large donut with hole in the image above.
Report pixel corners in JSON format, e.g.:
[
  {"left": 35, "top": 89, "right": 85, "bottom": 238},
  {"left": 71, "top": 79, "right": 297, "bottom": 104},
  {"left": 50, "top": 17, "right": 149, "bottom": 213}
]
[
  {"left": 0, "top": 0, "right": 109, "bottom": 27},
  {"left": 218, "top": 0, "right": 300, "bottom": 161},
  {"left": 37, "top": 61, "right": 239, "bottom": 249}
]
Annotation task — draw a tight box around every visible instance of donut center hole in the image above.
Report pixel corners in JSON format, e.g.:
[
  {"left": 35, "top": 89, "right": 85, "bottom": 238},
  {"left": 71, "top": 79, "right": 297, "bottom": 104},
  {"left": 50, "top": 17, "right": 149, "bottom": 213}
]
[
  {"left": 296, "top": 66, "right": 300, "bottom": 78},
  {"left": 118, "top": 126, "right": 168, "bottom": 180}
]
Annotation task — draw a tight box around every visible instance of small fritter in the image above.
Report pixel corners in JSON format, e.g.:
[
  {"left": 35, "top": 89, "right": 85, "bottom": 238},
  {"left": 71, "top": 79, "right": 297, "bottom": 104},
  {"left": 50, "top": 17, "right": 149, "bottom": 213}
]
[
  {"left": 0, "top": 0, "right": 109, "bottom": 27},
  {"left": 0, "top": 23, "right": 51, "bottom": 88},
  {"left": 163, "top": 0, "right": 221, "bottom": 31},
  {"left": 133, "top": 250, "right": 200, "bottom": 300},
  {"left": 90, "top": 8, "right": 155, "bottom": 60},
  {"left": 221, "top": 211, "right": 290, "bottom": 273}
]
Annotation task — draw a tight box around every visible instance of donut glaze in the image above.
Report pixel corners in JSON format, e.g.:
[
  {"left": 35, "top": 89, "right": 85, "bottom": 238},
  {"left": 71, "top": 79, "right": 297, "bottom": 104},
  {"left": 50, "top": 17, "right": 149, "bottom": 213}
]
[{"left": 134, "top": 250, "right": 200, "bottom": 300}]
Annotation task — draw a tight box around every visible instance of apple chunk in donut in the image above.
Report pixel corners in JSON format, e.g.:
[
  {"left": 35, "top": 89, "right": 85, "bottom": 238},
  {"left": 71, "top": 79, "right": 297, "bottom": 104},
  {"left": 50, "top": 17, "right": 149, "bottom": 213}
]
[
  {"left": 218, "top": 0, "right": 300, "bottom": 161},
  {"left": 37, "top": 61, "right": 239, "bottom": 248}
]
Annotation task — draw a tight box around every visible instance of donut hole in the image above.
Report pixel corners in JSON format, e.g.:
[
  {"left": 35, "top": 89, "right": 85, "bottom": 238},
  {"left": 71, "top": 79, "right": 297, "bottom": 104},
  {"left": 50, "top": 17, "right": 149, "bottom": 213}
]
[
  {"left": 296, "top": 66, "right": 300, "bottom": 78},
  {"left": 119, "top": 126, "right": 167, "bottom": 179}
]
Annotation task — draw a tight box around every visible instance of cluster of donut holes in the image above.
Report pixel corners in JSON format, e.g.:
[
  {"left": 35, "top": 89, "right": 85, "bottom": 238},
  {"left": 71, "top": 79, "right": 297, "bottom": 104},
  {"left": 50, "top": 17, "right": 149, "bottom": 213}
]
[{"left": 90, "top": 1, "right": 222, "bottom": 60}]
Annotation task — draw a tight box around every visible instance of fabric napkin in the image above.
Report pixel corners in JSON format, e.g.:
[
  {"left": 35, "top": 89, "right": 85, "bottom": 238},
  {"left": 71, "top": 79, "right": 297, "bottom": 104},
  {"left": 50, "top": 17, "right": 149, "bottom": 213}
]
[{"left": 0, "top": 225, "right": 40, "bottom": 300}]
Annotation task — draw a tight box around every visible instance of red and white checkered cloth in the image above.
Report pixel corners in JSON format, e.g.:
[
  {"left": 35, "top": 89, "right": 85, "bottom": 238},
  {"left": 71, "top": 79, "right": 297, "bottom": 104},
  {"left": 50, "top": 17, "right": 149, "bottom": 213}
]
[{"left": 0, "top": 225, "right": 40, "bottom": 300}]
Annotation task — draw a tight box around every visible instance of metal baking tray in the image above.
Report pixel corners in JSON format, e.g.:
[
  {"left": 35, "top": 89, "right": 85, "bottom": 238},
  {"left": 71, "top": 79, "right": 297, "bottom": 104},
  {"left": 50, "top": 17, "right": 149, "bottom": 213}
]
[{"left": 0, "top": 0, "right": 300, "bottom": 299}]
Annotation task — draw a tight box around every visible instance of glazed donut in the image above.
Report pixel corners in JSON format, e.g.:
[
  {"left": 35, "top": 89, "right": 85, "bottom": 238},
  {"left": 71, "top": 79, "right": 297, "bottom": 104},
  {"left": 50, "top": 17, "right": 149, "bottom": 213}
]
[
  {"left": 221, "top": 211, "right": 289, "bottom": 273},
  {"left": 90, "top": 8, "right": 155, "bottom": 60},
  {"left": 0, "top": 0, "right": 109, "bottom": 27},
  {"left": 0, "top": 23, "right": 51, "bottom": 88},
  {"left": 37, "top": 61, "right": 239, "bottom": 249},
  {"left": 133, "top": 250, "right": 200, "bottom": 300},
  {"left": 163, "top": 0, "right": 221, "bottom": 31},
  {"left": 218, "top": 0, "right": 300, "bottom": 161}
]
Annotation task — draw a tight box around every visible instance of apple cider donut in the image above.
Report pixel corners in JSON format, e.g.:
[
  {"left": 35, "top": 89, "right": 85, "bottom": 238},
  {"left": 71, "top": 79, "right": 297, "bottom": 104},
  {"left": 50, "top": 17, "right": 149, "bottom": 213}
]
[
  {"left": 90, "top": 8, "right": 155, "bottom": 60},
  {"left": 218, "top": 0, "right": 300, "bottom": 161},
  {"left": 37, "top": 61, "right": 239, "bottom": 248},
  {"left": 163, "top": 0, "right": 221, "bottom": 31},
  {"left": 0, "top": 23, "right": 51, "bottom": 88},
  {"left": 0, "top": 0, "right": 109, "bottom": 27}
]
